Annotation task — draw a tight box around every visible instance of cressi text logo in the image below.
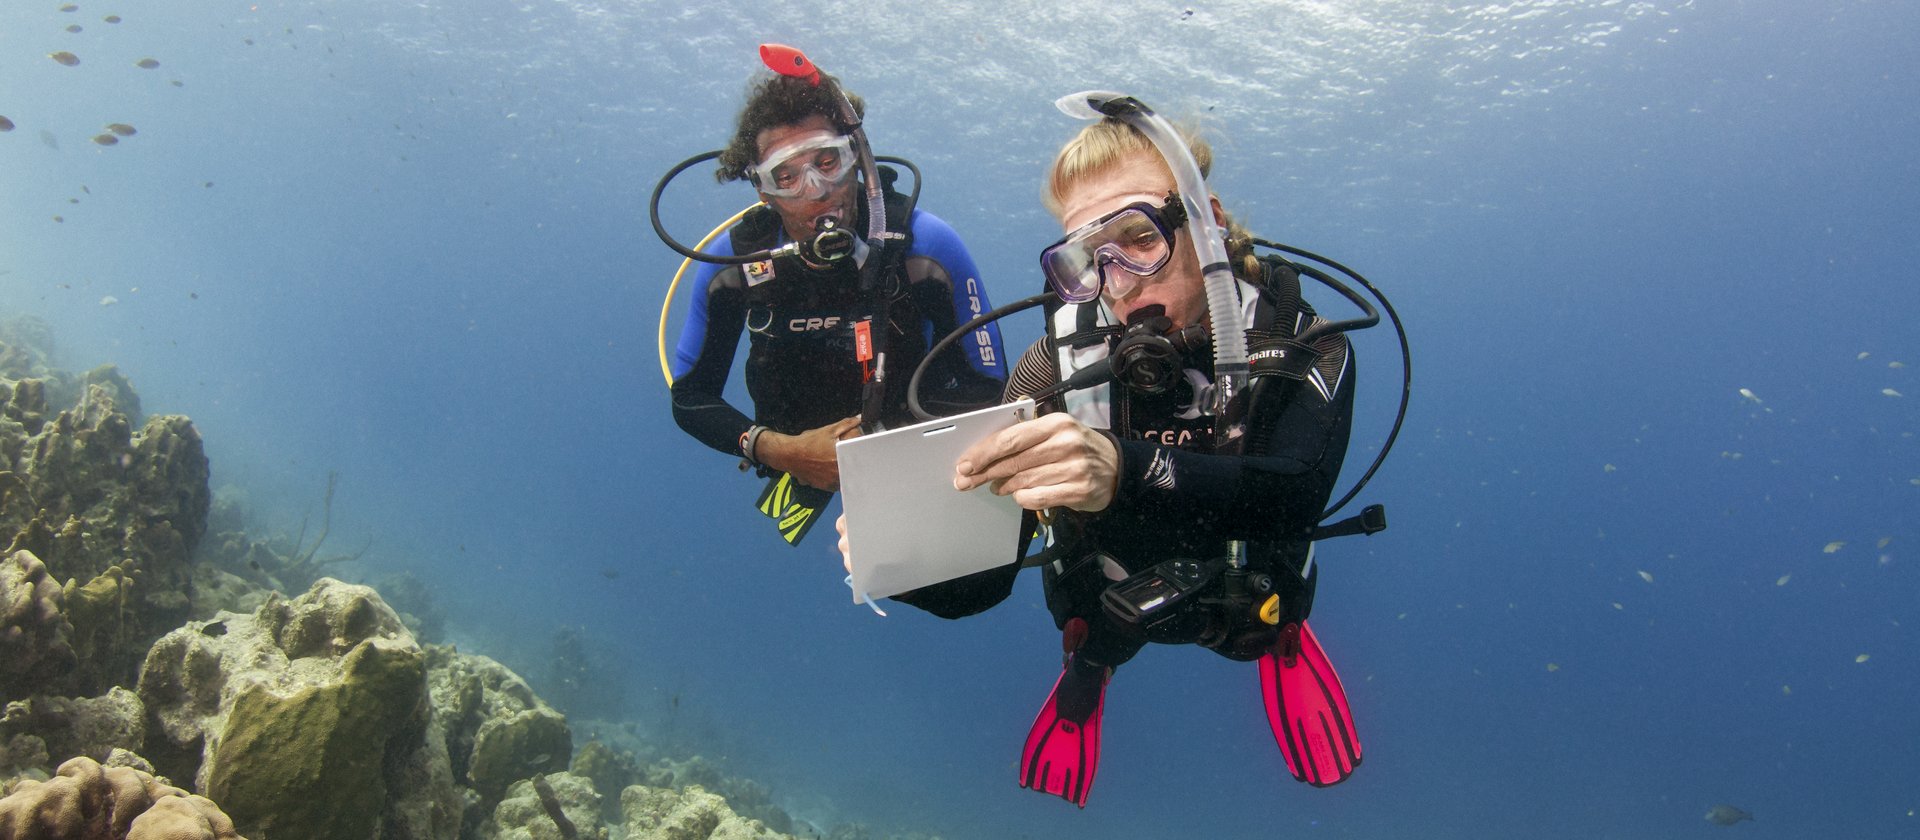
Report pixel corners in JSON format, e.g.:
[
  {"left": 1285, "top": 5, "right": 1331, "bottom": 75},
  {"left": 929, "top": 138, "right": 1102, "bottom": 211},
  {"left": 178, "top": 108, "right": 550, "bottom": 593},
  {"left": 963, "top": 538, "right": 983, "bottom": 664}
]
[
  {"left": 964, "top": 277, "right": 997, "bottom": 367},
  {"left": 787, "top": 315, "right": 843, "bottom": 333}
]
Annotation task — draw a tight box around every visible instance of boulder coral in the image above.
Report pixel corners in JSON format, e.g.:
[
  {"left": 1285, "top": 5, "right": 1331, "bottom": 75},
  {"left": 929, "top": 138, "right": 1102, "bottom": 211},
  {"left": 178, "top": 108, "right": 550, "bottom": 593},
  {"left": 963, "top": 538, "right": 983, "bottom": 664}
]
[
  {"left": 2, "top": 549, "right": 76, "bottom": 699},
  {"left": 0, "top": 755, "right": 244, "bottom": 840},
  {"left": 425, "top": 646, "right": 573, "bottom": 804},
  {"left": 619, "top": 784, "right": 793, "bottom": 840},
  {"left": 486, "top": 772, "right": 606, "bottom": 840},
  {"left": 137, "top": 579, "right": 460, "bottom": 840}
]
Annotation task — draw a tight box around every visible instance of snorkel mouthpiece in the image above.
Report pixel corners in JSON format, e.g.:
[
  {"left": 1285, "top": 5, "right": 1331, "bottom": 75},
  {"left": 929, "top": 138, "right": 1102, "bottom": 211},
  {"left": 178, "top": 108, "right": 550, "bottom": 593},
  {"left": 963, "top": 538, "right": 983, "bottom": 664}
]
[
  {"left": 1054, "top": 90, "right": 1249, "bottom": 421},
  {"left": 760, "top": 43, "right": 822, "bottom": 86}
]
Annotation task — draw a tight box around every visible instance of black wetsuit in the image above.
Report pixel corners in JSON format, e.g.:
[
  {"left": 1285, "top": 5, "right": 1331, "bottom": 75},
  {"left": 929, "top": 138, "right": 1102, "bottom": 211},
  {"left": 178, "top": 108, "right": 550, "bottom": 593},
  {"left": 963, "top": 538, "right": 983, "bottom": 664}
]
[
  {"left": 670, "top": 205, "right": 1006, "bottom": 457},
  {"left": 895, "top": 256, "right": 1355, "bottom": 667}
]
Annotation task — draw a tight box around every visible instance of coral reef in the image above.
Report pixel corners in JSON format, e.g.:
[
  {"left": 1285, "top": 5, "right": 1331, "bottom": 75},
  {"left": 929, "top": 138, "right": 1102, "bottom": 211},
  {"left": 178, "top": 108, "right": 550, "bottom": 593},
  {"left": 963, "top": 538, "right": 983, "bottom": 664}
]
[
  {"left": 620, "top": 784, "right": 793, "bottom": 840},
  {"left": 2, "top": 347, "right": 210, "bottom": 695},
  {"left": 0, "top": 755, "right": 244, "bottom": 840},
  {"left": 0, "top": 321, "right": 902, "bottom": 840},
  {"left": 2, "top": 549, "right": 77, "bottom": 699},
  {"left": 137, "top": 579, "right": 460, "bottom": 840}
]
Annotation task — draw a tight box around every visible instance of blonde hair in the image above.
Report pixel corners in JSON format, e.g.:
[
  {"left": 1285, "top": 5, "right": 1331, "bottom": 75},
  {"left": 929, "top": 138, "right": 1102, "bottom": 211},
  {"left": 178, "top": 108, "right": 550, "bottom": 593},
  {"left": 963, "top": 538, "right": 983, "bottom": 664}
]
[{"left": 1042, "top": 118, "right": 1260, "bottom": 279}]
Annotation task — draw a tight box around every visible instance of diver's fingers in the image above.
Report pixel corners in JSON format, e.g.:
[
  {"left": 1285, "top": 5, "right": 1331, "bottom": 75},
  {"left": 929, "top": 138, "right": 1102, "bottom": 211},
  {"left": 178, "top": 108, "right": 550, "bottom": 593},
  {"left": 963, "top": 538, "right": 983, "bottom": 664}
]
[
  {"left": 835, "top": 514, "right": 851, "bottom": 573},
  {"left": 955, "top": 414, "right": 1084, "bottom": 489},
  {"left": 992, "top": 460, "right": 1115, "bottom": 512},
  {"left": 830, "top": 415, "right": 863, "bottom": 439}
]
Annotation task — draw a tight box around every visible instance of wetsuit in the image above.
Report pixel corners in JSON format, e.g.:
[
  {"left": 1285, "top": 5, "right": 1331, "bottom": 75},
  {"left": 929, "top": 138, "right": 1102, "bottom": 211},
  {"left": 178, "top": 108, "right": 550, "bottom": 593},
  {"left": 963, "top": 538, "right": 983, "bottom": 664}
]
[
  {"left": 895, "top": 256, "right": 1354, "bottom": 667},
  {"left": 670, "top": 206, "right": 1006, "bottom": 460}
]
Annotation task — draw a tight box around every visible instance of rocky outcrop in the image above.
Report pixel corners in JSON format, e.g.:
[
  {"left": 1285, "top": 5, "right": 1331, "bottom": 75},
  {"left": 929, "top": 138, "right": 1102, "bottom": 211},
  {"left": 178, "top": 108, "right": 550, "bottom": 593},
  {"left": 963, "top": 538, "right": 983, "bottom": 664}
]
[
  {"left": 136, "top": 579, "right": 460, "bottom": 840},
  {"left": 0, "top": 755, "right": 244, "bottom": 840}
]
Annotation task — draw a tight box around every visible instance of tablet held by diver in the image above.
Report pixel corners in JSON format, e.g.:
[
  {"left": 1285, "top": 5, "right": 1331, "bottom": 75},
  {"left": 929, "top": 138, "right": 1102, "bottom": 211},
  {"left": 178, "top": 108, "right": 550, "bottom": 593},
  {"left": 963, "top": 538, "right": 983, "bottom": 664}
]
[{"left": 837, "top": 399, "right": 1035, "bottom": 606}]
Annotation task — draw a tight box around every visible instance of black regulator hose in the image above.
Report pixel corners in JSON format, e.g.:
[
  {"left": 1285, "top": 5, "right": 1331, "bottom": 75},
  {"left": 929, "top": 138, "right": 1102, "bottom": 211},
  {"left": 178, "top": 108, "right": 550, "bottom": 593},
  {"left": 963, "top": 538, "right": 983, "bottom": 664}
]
[
  {"left": 906, "top": 291, "right": 1056, "bottom": 421},
  {"left": 1254, "top": 239, "right": 1410, "bottom": 522}
]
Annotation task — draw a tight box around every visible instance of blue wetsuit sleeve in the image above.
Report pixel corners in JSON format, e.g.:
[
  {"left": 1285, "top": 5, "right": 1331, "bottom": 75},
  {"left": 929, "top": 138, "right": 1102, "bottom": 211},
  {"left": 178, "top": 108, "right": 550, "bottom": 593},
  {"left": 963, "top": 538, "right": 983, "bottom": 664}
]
[
  {"left": 669, "top": 232, "right": 757, "bottom": 457},
  {"left": 910, "top": 211, "right": 1006, "bottom": 377},
  {"left": 670, "top": 237, "right": 728, "bottom": 382}
]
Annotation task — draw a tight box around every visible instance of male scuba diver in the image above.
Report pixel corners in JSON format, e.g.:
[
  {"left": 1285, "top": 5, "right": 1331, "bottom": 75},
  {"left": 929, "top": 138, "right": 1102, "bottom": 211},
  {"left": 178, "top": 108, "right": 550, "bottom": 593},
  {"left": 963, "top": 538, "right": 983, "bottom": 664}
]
[
  {"left": 844, "top": 91, "right": 1406, "bottom": 806},
  {"left": 659, "top": 46, "right": 1006, "bottom": 545}
]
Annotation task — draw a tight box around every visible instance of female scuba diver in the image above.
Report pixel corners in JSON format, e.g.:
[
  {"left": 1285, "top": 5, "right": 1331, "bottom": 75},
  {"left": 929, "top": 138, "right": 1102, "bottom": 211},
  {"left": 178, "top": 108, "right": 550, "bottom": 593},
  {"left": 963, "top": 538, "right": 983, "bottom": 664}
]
[
  {"left": 663, "top": 47, "right": 1007, "bottom": 546},
  {"left": 838, "top": 94, "right": 1386, "bottom": 807}
]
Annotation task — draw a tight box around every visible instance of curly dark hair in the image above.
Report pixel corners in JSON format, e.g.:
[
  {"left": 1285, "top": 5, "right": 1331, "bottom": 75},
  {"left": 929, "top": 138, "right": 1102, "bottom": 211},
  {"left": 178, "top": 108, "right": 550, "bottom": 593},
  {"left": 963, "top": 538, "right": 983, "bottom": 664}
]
[{"left": 715, "top": 72, "right": 865, "bottom": 184}]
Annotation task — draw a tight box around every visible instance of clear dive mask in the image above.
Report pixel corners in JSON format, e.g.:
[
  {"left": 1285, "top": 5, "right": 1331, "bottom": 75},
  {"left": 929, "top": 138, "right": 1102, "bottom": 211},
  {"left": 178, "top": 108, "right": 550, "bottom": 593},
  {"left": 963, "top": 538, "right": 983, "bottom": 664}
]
[
  {"left": 751, "top": 133, "right": 857, "bottom": 200},
  {"left": 1040, "top": 193, "right": 1188, "bottom": 304}
]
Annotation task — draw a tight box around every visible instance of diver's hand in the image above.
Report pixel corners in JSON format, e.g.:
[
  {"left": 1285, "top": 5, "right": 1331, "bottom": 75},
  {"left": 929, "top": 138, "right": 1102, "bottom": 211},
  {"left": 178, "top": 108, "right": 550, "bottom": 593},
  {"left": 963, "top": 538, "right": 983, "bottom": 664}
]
[
  {"left": 757, "top": 416, "right": 862, "bottom": 491},
  {"left": 835, "top": 514, "right": 852, "bottom": 573},
  {"left": 953, "top": 413, "right": 1117, "bottom": 513}
]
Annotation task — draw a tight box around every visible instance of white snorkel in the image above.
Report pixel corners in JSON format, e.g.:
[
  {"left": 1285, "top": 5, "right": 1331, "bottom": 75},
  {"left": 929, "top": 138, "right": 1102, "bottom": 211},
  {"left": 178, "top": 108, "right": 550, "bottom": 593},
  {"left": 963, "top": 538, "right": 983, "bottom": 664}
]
[{"left": 1054, "top": 92, "right": 1248, "bottom": 426}]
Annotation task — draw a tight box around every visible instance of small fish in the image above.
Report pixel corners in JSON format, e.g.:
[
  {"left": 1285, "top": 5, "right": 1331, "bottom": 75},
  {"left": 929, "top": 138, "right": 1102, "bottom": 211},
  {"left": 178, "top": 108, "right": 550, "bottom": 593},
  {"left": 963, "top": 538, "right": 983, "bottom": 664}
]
[
  {"left": 50, "top": 51, "right": 81, "bottom": 66},
  {"left": 1637, "top": 570, "right": 1654, "bottom": 583},
  {"left": 1775, "top": 574, "right": 1790, "bottom": 586},
  {"left": 136, "top": 57, "right": 160, "bottom": 69},
  {"left": 104, "top": 15, "right": 121, "bottom": 23},
  {"left": 171, "top": 80, "right": 183, "bottom": 87},
  {"left": 1823, "top": 541, "right": 1845, "bottom": 554},
  {"left": 0, "top": 115, "right": 14, "bottom": 132},
  {"left": 1891, "top": 361, "right": 1907, "bottom": 369},
  {"left": 1545, "top": 662, "right": 1559, "bottom": 672},
  {"left": 600, "top": 568, "right": 619, "bottom": 580},
  {"left": 530, "top": 753, "right": 551, "bottom": 765},
  {"left": 100, "top": 295, "right": 118, "bottom": 306},
  {"left": 1883, "top": 388, "right": 1903, "bottom": 397},
  {"left": 60, "top": 3, "right": 78, "bottom": 11},
  {"left": 1738, "top": 387, "right": 1761, "bottom": 403},
  {"left": 1857, "top": 351, "right": 1870, "bottom": 360},
  {"left": 1603, "top": 463, "right": 1616, "bottom": 473},
  {"left": 1704, "top": 805, "right": 1753, "bottom": 826},
  {"left": 106, "top": 123, "right": 136, "bottom": 136},
  {"left": 52, "top": 215, "right": 64, "bottom": 223},
  {"left": 92, "top": 133, "right": 118, "bottom": 146},
  {"left": 1853, "top": 653, "right": 1870, "bottom": 663},
  {"left": 67, "top": 24, "right": 83, "bottom": 33}
]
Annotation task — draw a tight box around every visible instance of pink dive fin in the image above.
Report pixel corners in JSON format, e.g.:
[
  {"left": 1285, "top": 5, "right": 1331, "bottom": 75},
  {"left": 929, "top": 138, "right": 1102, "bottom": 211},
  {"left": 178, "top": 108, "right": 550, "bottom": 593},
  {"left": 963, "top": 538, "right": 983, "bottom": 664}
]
[
  {"left": 1018, "top": 657, "right": 1106, "bottom": 807},
  {"left": 1259, "top": 621, "right": 1362, "bottom": 786},
  {"left": 759, "top": 43, "right": 821, "bottom": 86}
]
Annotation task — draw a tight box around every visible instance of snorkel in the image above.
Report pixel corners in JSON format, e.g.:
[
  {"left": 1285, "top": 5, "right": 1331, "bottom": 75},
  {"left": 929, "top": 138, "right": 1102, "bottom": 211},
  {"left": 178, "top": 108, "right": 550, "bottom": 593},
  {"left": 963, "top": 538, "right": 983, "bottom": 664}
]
[{"left": 1055, "top": 92, "right": 1248, "bottom": 435}]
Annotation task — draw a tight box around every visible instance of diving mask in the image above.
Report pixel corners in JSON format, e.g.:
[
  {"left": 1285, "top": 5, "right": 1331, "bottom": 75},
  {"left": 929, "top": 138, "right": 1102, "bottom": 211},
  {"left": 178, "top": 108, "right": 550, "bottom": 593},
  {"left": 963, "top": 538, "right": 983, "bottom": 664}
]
[
  {"left": 751, "top": 132, "right": 856, "bottom": 200},
  {"left": 1040, "top": 194, "right": 1187, "bottom": 304}
]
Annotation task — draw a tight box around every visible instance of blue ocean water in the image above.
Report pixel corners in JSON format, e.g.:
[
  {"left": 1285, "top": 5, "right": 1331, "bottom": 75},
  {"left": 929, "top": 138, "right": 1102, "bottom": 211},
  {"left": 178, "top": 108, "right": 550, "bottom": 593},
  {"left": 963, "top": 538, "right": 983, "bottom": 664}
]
[{"left": 4, "top": 0, "right": 1917, "bottom": 837}]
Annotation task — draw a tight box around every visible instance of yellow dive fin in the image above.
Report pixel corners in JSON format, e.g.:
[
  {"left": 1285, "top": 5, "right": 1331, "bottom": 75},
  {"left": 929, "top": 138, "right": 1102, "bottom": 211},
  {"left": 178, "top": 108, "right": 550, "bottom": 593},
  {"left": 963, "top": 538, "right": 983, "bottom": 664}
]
[{"left": 755, "top": 472, "right": 831, "bottom": 546}]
